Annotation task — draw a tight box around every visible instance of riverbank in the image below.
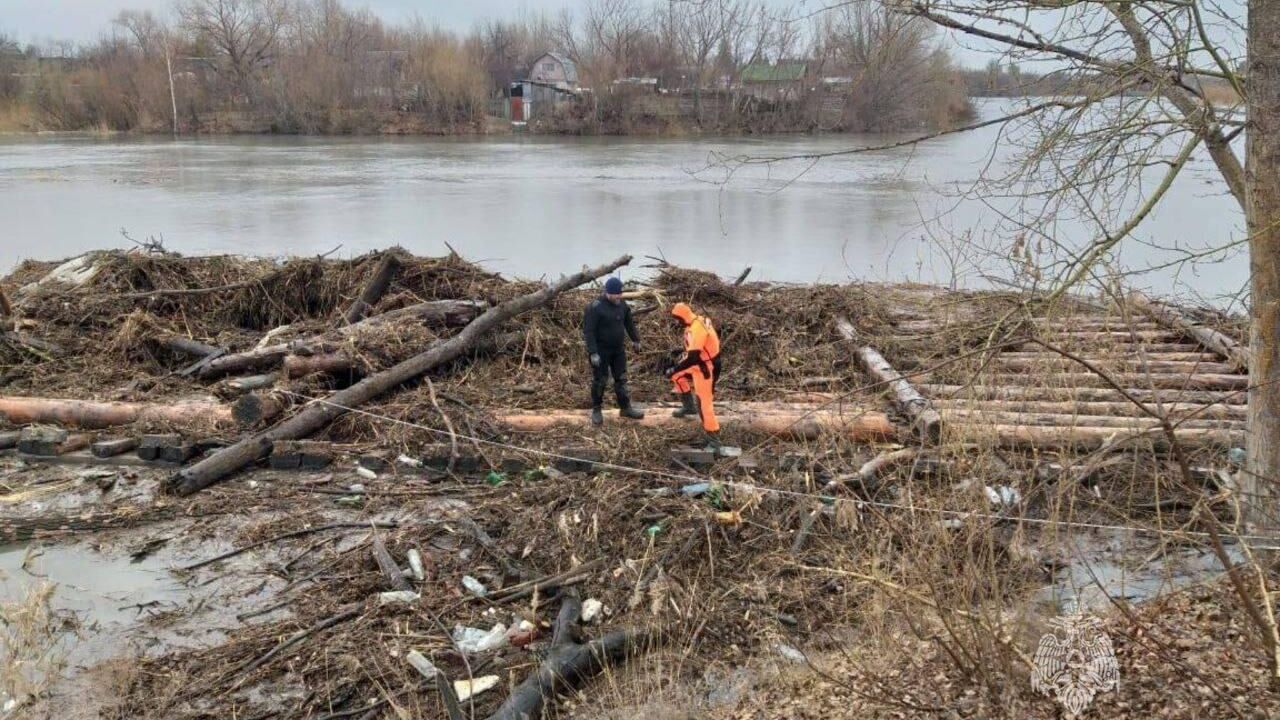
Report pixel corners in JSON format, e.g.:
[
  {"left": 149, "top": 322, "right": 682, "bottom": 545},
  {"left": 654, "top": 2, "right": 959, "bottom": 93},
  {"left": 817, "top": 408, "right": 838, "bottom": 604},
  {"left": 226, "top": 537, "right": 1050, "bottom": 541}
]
[{"left": 0, "top": 248, "right": 1271, "bottom": 718}]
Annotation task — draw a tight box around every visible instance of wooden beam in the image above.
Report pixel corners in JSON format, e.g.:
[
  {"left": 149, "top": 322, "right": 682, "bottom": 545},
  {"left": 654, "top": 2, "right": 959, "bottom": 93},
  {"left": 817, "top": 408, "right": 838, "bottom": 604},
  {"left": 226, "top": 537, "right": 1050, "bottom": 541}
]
[
  {"left": 931, "top": 398, "right": 1246, "bottom": 420},
  {"left": 921, "top": 383, "right": 1247, "bottom": 405},
  {"left": 965, "top": 372, "right": 1248, "bottom": 391},
  {"left": 495, "top": 405, "right": 896, "bottom": 442}
]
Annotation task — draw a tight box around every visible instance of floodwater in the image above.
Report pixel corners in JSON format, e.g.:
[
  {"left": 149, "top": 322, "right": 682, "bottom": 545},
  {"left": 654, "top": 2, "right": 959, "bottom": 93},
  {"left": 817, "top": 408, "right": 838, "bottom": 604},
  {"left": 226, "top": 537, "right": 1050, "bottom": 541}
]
[{"left": 0, "top": 99, "right": 1247, "bottom": 304}]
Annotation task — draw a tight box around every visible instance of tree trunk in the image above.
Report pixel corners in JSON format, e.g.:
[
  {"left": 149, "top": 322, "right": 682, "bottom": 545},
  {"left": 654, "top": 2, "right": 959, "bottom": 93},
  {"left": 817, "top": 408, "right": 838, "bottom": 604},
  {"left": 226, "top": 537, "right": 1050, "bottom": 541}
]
[
  {"left": 1130, "top": 292, "right": 1250, "bottom": 371},
  {"left": 341, "top": 252, "right": 402, "bottom": 325},
  {"left": 836, "top": 317, "right": 941, "bottom": 442},
  {"left": 922, "top": 383, "right": 1246, "bottom": 405},
  {"left": 168, "top": 256, "right": 631, "bottom": 496},
  {"left": 494, "top": 406, "right": 895, "bottom": 441},
  {"left": 0, "top": 396, "right": 234, "bottom": 430},
  {"left": 199, "top": 299, "right": 486, "bottom": 379},
  {"left": 1248, "top": 0, "right": 1280, "bottom": 530}
]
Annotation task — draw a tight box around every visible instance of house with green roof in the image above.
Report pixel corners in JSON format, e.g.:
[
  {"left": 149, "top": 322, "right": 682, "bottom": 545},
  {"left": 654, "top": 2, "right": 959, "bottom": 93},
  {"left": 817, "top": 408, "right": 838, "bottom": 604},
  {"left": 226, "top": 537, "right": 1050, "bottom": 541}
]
[{"left": 738, "top": 61, "right": 809, "bottom": 101}]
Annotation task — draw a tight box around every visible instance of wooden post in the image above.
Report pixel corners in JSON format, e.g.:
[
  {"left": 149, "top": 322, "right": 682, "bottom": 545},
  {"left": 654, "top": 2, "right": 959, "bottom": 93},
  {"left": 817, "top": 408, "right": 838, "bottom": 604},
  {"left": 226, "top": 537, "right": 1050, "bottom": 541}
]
[
  {"left": 168, "top": 256, "right": 632, "bottom": 496},
  {"left": 836, "top": 317, "right": 941, "bottom": 443}
]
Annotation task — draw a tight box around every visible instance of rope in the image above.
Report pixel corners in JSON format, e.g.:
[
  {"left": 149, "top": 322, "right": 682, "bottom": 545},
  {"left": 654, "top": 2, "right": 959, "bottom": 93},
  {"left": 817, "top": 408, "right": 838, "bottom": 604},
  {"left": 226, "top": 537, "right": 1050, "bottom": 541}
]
[{"left": 275, "top": 389, "right": 1280, "bottom": 550}]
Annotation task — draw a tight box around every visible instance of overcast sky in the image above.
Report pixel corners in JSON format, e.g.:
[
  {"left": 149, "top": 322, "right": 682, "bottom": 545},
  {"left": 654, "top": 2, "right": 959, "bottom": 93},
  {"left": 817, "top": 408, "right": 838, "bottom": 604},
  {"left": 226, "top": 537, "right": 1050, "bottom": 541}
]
[{"left": 0, "top": 0, "right": 1246, "bottom": 70}]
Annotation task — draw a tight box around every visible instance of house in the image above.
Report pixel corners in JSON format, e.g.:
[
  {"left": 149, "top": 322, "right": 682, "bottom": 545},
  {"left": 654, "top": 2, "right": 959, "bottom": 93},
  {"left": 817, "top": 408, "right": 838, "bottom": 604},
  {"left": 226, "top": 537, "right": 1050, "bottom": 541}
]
[
  {"left": 528, "top": 52, "right": 578, "bottom": 90},
  {"left": 738, "top": 61, "right": 808, "bottom": 101},
  {"left": 508, "top": 79, "right": 577, "bottom": 123}
]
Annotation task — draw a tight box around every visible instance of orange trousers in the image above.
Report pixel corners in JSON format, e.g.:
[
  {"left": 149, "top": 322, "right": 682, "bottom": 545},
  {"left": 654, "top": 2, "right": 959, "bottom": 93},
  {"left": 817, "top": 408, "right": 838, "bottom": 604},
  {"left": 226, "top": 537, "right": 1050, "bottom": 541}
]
[{"left": 672, "top": 367, "right": 719, "bottom": 433}]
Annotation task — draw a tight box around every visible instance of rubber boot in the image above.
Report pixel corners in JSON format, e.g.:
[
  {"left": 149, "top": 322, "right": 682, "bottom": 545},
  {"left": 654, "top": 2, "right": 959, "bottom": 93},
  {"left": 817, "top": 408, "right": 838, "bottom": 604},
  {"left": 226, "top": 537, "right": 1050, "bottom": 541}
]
[
  {"left": 591, "top": 406, "right": 604, "bottom": 426},
  {"left": 620, "top": 404, "right": 645, "bottom": 420},
  {"left": 703, "top": 430, "right": 722, "bottom": 453},
  {"left": 672, "top": 392, "right": 697, "bottom": 418}
]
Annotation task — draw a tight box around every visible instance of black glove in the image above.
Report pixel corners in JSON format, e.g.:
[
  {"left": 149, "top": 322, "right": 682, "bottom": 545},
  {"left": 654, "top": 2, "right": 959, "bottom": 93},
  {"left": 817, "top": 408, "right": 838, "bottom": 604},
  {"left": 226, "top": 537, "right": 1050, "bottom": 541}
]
[{"left": 590, "top": 353, "right": 601, "bottom": 368}]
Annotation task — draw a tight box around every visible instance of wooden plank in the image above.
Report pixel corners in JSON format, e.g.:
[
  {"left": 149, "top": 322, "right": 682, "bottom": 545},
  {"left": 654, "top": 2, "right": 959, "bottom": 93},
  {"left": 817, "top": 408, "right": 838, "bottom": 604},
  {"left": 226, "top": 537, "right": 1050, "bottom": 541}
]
[
  {"left": 965, "top": 372, "right": 1248, "bottom": 391},
  {"left": 939, "top": 408, "right": 1243, "bottom": 430},
  {"left": 930, "top": 398, "right": 1246, "bottom": 420},
  {"left": 991, "top": 357, "right": 1239, "bottom": 375}
]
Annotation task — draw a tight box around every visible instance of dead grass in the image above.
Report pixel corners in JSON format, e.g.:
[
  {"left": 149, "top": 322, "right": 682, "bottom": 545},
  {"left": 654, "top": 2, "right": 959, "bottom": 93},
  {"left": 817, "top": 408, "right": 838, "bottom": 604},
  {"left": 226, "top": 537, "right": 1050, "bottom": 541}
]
[{"left": 0, "top": 581, "right": 66, "bottom": 714}]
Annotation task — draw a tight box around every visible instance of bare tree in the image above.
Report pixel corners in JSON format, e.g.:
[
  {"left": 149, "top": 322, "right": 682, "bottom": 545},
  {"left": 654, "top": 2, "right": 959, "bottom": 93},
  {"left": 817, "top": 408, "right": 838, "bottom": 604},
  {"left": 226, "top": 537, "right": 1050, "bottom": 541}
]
[
  {"left": 113, "top": 10, "right": 169, "bottom": 58},
  {"left": 178, "top": 0, "right": 290, "bottom": 97}
]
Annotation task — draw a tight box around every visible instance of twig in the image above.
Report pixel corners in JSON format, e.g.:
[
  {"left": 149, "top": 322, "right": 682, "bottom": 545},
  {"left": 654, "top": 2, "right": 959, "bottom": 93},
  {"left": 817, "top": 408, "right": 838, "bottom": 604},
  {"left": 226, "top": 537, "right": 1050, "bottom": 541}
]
[
  {"left": 426, "top": 377, "right": 459, "bottom": 474},
  {"left": 182, "top": 522, "right": 397, "bottom": 571},
  {"left": 233, "top": 603, "right": 362, "bottom": 682}
]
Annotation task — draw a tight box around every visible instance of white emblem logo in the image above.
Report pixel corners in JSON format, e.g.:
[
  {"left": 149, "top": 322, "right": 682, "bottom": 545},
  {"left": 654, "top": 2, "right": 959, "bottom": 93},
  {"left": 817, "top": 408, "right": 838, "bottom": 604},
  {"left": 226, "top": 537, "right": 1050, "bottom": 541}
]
[{"left": 1031, "top": 613, "right": 1119, "bottom": 718}]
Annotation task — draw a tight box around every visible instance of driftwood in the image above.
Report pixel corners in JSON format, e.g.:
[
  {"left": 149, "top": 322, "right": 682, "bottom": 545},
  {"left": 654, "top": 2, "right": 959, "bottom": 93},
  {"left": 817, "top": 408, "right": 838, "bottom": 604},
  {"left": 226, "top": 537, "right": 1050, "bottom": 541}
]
[
  {"left": 939, "top": 408, "right": 1242, "bottom": 431},
  {"left": 948, "top": 423, "right": 1244, "bottom": 449},
  {"left": 921, "top": 383, "right": 1246, "bottom": 405},
  {"left": 341, "top": 252, "right": 402, "bottom": 325},
  {"left": 931, "top": 398, "right": 1246, "bottom": 420},
  {"left": 968, "top": 371, "right": 1247, "bottom": 391},
  {"left": 169, "top": 256, "right": 631, "bottom": 495},
  {"left": 992, "top": 356, "right": 1238, "bottom": 375},
  {"left": 836, "top": 317, "right": 941, "bottom": 443},
  {"left": 495, "top": 405, "right": 895, "bottom": 441},
  {"left": 199, "top": 299, "right": 487, "bottom": 379},
  {"left": 232, "top": 392, "right": 287, "bottom": 427},
  {"left": 486, "top": 594, "right": 658, "bottom": 720},
  {"left": 182, "top": 521, "right": 397, "bottom": 571},
  {"left": 223, "top": 373, "right": 279, "bottom": 395},
  {"left": 162, "top": 335, "right": 222, "bottom": 358},
  {"left": 372, "top": 532, "right": 412, "bottom": 592},
  {"left": 1131, "top": 291, "right": 1250, "bottom": 371},
  {"left": 282, "top": 330, "right": 525, "bottom": 380},
  {"left": 0, "top": 396, "right": 235, "bottom": 430},
  {"left": 826, "top": 447, "right": 921, "bottom": 491}
]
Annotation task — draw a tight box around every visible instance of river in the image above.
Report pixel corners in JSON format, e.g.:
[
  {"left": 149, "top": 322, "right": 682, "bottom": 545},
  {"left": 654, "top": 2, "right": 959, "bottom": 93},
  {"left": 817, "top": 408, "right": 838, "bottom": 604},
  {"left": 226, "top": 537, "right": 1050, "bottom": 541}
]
[{"left": 0, "top": 100, "right": 1248, "bottom": 304}]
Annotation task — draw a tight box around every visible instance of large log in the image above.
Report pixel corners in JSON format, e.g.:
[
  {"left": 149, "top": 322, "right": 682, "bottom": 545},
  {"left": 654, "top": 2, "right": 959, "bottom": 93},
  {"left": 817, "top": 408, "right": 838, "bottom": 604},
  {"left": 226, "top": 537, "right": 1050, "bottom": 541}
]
[
  {"left": 992, "top": 356, "right": 1239, "bottom": 375},
  {"left": 921, "top": 383, "right": 1246, "bottom": 405},
  {"left": 931, "top": 398, "right": 1247, "bottom": 421},
  {"left": 836, "top": 317, "right": 940, "bottom": 443},
  {"left": 199, "top": 299, "right": 487, "bottom": 379},
  {"left": 0, "top": 396, "right": 234, "bottom": 430},
  {"left": 341, "top": 251, "right": 401, "bottom": 325},
  {"left": 168, "top": 256, "right": 632, "bottom": 496},
  {"left": 947, "top": 423, "right": 1244, "bottom": 449},
  {"left": 487, "top": 594, "right": 657, "bottom": 720},
  {"left": 495, "top": 405, "right": 895, "bottom": 441},
  {"left": 1032, "top": 329, "right": 1183, "bottom": 342},
  {"left": 997, "top": 350, "right": 1223, "bottom": 362},
  {"left": 162, "top": 335, "right": 222, "bottom": 359},
  {"left": 940, "top": 408, "right": 1243, "bottom": 431},
  {"left": 1011, "top": 341, "right": 1199, "bottom": 354},
  {"left": 967, "top": 372, "right": 1248, "bottom": 391},
  {"left": 1131, "top": 291, "right": 1250, "bottom": 371},
  {"left": 281, "top": 330, "right": 525, "bottom": 380}
]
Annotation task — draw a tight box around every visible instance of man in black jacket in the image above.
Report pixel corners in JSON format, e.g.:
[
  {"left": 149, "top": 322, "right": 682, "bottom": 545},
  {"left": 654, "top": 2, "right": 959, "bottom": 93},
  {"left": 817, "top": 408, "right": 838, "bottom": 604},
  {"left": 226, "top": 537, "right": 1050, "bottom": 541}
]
[{"left": 583, "top": 276, "right": 645, "bottom": 425}]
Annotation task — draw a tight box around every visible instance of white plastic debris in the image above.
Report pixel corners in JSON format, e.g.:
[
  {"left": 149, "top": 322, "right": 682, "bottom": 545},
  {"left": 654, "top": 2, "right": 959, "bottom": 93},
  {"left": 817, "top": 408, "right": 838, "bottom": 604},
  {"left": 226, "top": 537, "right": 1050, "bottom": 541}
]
[
  {"left": 405, "top": 650, "right": 439, "bottom": 680},
  {"left": 348, "top": 483, "right": 366, "bottom": 494},
  {"left": 581, "top": 598, "right": 604, "bottom": 623},
  {"left": 461, "top": 575, "right": 488, "bottom": 598},
  {"left": 407, "top": 549, "right": 425, "bottom": 581},
  {"left": 397, "top": 454, "right": 423, "bottom": 469},
  {"left": 452, "top": 623, "right": 509, "bottom": 653},
  {"left": 356, "top": 466, "right": 378, "bottom": 480},
  {"left": 454, "top": 675, "right": 500, "bottom": 701},
  {"left": 776, "top": 643, "right": 806, "bottom": 663},
  {"left": 378, "top": 590, "right": 419, "bottom": 605},
  {"left": 983, "top": 485, "right": 1021, "bottom": 507}
]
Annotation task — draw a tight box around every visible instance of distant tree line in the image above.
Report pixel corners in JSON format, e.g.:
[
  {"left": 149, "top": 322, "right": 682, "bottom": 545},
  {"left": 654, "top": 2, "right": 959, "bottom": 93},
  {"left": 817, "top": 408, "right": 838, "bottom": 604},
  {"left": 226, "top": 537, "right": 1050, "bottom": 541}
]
[{"left": 0, "top": 0, "right": 972, "bottom": 135}]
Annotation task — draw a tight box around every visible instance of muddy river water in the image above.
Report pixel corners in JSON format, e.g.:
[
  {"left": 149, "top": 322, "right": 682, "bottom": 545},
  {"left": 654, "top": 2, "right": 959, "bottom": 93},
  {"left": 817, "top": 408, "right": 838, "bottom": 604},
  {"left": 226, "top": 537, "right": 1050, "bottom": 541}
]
[{"left": 0, "top": 100, "right": 1247, "bottom": 304}]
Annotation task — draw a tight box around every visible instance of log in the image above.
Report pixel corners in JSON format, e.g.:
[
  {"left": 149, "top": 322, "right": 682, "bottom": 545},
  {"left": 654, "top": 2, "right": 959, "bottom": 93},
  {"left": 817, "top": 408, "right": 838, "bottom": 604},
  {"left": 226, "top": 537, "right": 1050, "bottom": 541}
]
[
  {"left": 826, "top": 448, "right": 921, "bottom": 491},
  {"left": 0, "top": 396, "right": 235, "bottom": 430},
  {"left": 0, "top": 430, "right": 19, "bottom": 450},
  {"left": 931, "top": 398, "right": 1246, "bottom": 421},
  {"left": 494, "top": 405, "right": 896, "bottom": 442},
  {"left": 836, "top": 317, "right": 940, "bottom": 443},
  {"left": 487, "top": 594, "right": 658, "bottom": 720},
  {"left": 996, "top": 350, "right": 1223, "bottom": 363},
  {"left": 342, "top": 252, "right": 402, "bottom": 325},
  {"left": 921, "top": 383, "right": 1246, "bottom": 405},
  {"left": 1032, "top": 329, "right": 1183, "bottom": 342},
  {"left": 947, "top": 423, "right": 1243, "bottom": 449},
  {"left": 199, "top": 299, "right": 487, "bottom": 379},
  {"left": 162, "top": 335, "right": 222, "bottom": 359},
  {"left": 0, "top": 287, "right": 12, "bottom": 318},
  {"left": 1011, "top": 341, "right": 1199, "bottom": 354},
  {"left": 223, "top": 373, "right": 279, "bottom": 395},
  {"left": 1130, "top": 292, "right": 1250, "bottom": 371},
  {"left": 91, "top": 437, "right": 140, "bottom": 458},
  {"left": 283, "top": 353, "right": 361, "bottom": 379},
  {"left": 232, "top": 392, "right": 286, "bottom": 427},
  {"left": 940, "top": 409, "right": 1243, "bottom": 431},
  {"left": 168, "top": 255, "right": 632, "bottom": 496},
  {"left": 991, "top": 357, "right": 1239, "bottom": 375},
  {"left": 971, "top": 371, "right": 1247, "bottom": 391}
]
